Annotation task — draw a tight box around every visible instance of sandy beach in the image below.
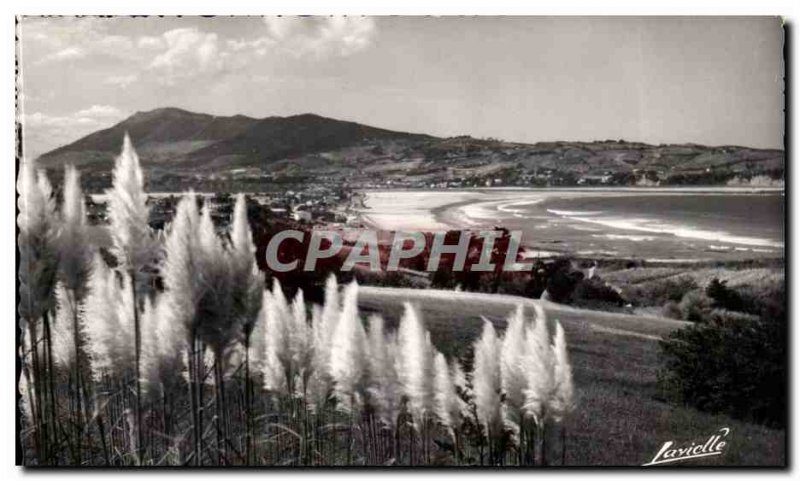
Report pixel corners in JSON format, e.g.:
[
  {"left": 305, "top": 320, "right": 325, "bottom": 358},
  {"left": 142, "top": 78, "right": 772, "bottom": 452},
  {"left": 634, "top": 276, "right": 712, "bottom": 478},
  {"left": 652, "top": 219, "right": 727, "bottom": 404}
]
[{"left": 358, "top": 188, "right": 785, "bottom": 261}]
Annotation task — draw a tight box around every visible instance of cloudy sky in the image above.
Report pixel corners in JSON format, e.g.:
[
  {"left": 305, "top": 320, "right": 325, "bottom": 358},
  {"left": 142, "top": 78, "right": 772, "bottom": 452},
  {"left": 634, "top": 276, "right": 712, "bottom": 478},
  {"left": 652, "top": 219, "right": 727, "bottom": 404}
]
[{"left": 18, "top": 16, "right": 784, "bottom": 159}]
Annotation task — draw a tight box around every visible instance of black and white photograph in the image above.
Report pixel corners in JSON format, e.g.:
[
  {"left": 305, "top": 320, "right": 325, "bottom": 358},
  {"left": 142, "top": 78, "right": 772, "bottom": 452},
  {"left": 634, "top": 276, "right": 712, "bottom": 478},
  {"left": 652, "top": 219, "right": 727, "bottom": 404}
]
[{"left": 14, "top": 14, "right": 788, "bottom": 468}]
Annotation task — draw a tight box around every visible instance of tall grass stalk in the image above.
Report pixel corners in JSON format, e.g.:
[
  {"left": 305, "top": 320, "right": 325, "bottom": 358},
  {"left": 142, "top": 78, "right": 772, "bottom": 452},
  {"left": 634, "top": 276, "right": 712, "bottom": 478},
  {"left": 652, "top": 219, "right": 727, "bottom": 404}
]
[
  {"left": 106, "top": 134, "right": 156, "bottom": 463},
  {"left": 18, "top": 161, "right": 59, "bottom": 463},
  {"left": 19, "top": 136, "right": 578, "bottom": 467}
]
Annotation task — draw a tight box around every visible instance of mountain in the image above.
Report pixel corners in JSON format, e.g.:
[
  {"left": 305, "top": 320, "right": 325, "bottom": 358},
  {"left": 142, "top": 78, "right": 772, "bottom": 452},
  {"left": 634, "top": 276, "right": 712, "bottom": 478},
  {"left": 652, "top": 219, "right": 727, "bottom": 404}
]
[
  {"left": 37, "top": 107, "right": 433, "bottom": 171},
  {"left": 186, "top": 113, "right": 433, "bottom": 165},
  {"left": 38, "top": 108, "right": 256, "bottom": 168},
  {"left": 35, "top": 107, "right": 784, "bottom": 191}
]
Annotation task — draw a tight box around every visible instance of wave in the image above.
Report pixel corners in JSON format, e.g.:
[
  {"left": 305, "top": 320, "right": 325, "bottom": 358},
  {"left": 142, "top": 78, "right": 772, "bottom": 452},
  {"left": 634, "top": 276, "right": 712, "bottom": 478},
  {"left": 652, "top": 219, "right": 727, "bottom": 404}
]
[
  {"left": 556, "top": 214, "right": 783, "bottom": 249},
  {"left": 547, "top": 209, "right": 604, "bottom": 217},
  {"left": 594, "top": 234, "right": 657, "bottom": 242},
  {"left": 497, "top": 199, "right": 545, "bottom": 215}
]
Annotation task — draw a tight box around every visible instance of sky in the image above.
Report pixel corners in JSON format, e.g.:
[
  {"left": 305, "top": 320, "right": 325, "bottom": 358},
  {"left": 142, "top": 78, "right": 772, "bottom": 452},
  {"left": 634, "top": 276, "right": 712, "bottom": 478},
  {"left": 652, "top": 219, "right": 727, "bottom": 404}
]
[{"left": 17, "top": 16, "right": 785, "bottom": 159}]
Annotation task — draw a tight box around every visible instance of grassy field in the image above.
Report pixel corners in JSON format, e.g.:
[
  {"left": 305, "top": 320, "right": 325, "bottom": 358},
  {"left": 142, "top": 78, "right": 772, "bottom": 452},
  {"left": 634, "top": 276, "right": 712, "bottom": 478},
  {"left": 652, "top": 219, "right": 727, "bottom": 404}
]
[{"left": 357, "top": 286, "right": 786, "bottom": 466}]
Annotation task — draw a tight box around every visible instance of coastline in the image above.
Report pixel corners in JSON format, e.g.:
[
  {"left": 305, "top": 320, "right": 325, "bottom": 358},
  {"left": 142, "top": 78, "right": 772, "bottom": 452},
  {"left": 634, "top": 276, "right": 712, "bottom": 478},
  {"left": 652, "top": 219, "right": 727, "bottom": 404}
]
[
  {"left": 359, "top": 188, "right": 785, "bottom": 264},
  {"left": 359, "top": 185, "right": 785, "bottom": 195}
]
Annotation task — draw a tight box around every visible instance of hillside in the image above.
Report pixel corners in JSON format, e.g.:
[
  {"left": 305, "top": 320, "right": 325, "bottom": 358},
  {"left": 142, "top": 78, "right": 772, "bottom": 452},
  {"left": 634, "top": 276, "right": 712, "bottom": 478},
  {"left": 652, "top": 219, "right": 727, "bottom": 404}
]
[
  {"left": 36, "top": 108, "right": 432, "bottom": 173},
  {"left": 35, "top": 107, "right": 784, "bottom": 191},
  {"left": 38, "top": 108, "right": 258, "bottom": 169},
  {"left": 184, "top": 113, "right": 433, "bottom": 167}
]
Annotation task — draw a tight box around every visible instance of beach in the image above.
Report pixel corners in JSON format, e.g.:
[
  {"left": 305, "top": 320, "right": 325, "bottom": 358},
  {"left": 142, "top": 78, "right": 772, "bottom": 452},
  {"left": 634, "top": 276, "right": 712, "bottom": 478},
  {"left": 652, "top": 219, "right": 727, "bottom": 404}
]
[{"left": 359, "top": 188, "right": 785, "bottom": 262}]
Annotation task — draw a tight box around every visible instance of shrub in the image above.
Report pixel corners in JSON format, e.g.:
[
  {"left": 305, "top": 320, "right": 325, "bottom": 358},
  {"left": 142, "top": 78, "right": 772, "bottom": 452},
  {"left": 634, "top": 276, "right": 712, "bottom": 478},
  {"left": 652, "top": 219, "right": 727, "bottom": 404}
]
[
  {"left": 658, "top": 311, "right": 786, "bottom": 428},
  {"left": 706, "top": 277, "right": 785, "bottom": 319},
  {"left": 706, "top": 278, "right": 748, "bottom": 313},
  {"left": 545, "top": 262, "right": 584, "bottom": 303},
  {"left": 572, "top": 276, "right": 625, "bottom": 309},
  {"left": 678, "top": 290, "right": 712, "bottom": 322},
  {"left": 431, "top": 266, "right": 457, "bottom": 289},
  {"left": 661, "top": 301, "right": 682, "bottom": 320},
  {"left": 659, "top": 279, "right": 787, "bottom": 428}
]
